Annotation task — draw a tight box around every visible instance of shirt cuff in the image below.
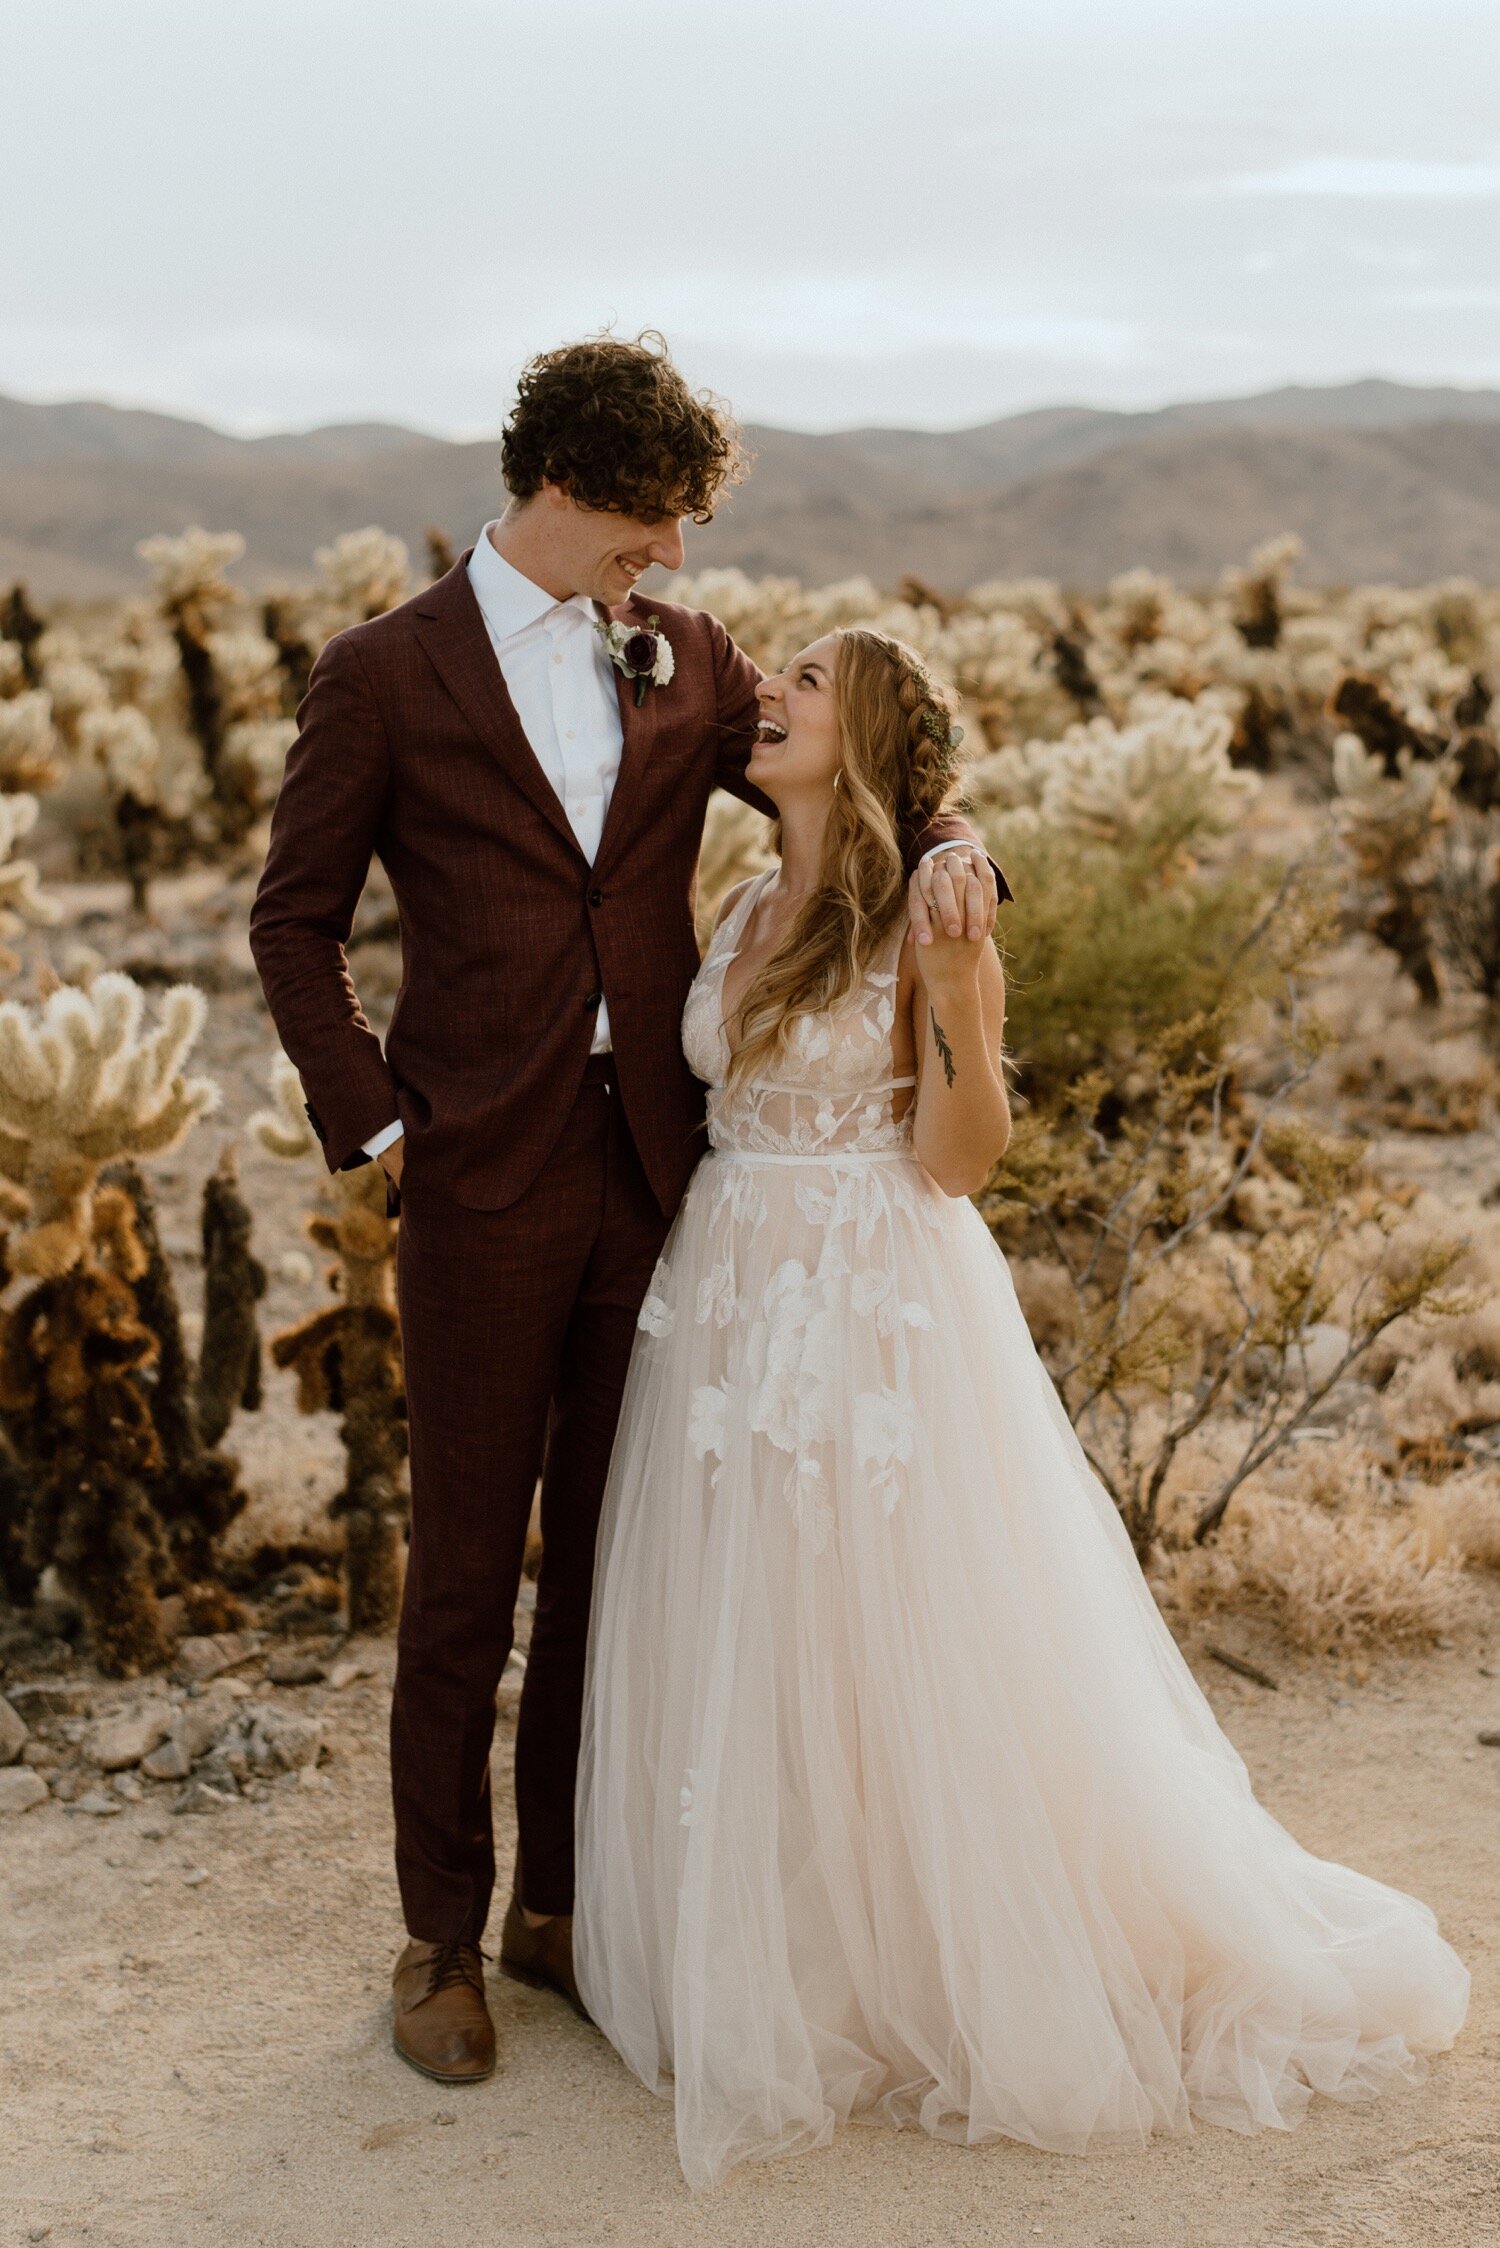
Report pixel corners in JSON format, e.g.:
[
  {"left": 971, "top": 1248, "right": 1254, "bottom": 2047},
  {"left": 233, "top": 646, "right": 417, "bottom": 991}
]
[{"left": 361, "top": 1119, "right": 405, "bottom": 1159}]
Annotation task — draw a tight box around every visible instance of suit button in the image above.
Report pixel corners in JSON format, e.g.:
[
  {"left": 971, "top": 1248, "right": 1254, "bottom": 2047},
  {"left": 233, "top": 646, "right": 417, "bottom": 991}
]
[
  {"left": 584, "top": 991, "right": 602, "bottom": 1011},
  {"left": 588, "top": 887, "right": 603, "bottom": 908}
]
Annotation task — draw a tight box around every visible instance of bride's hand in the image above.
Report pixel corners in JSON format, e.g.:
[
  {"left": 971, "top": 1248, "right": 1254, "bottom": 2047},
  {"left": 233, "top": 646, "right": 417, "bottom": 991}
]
[
  {"left": 910, "top": 896, "right": 987, "bottom": 998},
  {"left": 907, "top": 848, "right": 996, "bottom": 953}
]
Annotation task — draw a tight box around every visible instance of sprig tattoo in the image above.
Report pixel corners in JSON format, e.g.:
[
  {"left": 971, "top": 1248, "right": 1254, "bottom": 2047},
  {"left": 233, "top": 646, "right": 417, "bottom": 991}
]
[{"left": 930, "top": 1007, "right": 956, "bottom": 1088}]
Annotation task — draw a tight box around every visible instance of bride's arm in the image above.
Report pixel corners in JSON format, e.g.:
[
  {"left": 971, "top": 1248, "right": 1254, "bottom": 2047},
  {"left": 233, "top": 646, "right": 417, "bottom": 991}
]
[{"left": 907, "top": 919, "right": 1010, "bottom": 1198}]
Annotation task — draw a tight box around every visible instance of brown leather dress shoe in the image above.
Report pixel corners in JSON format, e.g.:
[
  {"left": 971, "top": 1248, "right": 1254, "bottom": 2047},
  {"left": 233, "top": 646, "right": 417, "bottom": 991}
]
[
  {"left": 392, "top": 1938, "right": 497, "bottom": 2083},
  {"left": 498, "top": 1895, "right": 589, "bottom": 2020}
]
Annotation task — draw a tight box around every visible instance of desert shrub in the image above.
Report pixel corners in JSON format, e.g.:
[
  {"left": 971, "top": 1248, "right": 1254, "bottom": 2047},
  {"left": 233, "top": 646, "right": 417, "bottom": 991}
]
[{"left": 983, "top": 1029, "right": 1472, "bottom": 1561}]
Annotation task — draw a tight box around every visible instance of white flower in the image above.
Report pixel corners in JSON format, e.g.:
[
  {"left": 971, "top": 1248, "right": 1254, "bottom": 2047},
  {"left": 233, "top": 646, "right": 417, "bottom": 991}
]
[
  {"left": 688, "top": 1383, "right": 727, "bottom": 1461},
  {"left": 854, "top": 1388, "right": 917, "bottom": 1517},
  {"left": 695, "top": 1259, "right": 738, "bottom": 1328},
  {"left": 595, "top": 614, "right": 675, "bottom": 702}
]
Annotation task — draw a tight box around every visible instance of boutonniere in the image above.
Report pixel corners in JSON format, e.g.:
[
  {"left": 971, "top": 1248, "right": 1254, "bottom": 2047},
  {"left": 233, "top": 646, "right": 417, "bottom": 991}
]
[{"left": 597, "top": 613, "right": 675, "bottom": 706}]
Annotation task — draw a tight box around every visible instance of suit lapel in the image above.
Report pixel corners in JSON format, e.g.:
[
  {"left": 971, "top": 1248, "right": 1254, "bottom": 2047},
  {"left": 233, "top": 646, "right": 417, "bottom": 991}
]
[
  {"left": 592, "top": 596, "right": 663, "bottom": 879},
  {"left": 412, "top": 556, "right": 584, "bottom": 858}
]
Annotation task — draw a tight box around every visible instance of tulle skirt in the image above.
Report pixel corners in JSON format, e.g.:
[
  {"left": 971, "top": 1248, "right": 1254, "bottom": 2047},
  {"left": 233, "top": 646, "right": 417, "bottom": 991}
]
[{"left": 574, "top": 1148, "right": 1470, "bottom": 2191}]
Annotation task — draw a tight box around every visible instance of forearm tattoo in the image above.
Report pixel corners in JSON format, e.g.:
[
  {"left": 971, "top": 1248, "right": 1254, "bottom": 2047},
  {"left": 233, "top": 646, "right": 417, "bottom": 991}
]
[{"left": 930, "top": 1008, "right": 956, "bottom": 1088}]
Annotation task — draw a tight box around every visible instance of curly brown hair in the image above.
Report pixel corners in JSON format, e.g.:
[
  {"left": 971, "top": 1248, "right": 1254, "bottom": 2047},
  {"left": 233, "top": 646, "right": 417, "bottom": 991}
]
[{"left": 500, "top": 331, "right": 748, "bottom": 524}]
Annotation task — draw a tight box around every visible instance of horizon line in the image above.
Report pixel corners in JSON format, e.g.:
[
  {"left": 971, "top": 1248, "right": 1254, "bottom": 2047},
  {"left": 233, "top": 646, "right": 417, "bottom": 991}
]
[{"left": 4, "top": 370, "right": 1500, "bottom": 448}]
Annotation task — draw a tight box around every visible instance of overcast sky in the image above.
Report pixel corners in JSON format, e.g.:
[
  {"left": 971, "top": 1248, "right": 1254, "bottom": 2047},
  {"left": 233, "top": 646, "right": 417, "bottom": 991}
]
[{"left": 5, "top": 0, "right": 1500, "bottom": 435}]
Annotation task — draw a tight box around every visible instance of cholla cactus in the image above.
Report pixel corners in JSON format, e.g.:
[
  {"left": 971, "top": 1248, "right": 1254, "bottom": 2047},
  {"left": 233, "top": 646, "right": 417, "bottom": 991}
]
[
  {"left": 0, "top": 974, "right": 222, "bottom": 1674},
  {"left": 972, "top": 699, "right": 1258, "bottom": 859},
  {"left": 220, "top": 717, "right": 296, "bottom": 810},
  {"left": 0, "top": 582, "right": 46, "bottom": 686},
  {"left": 136, "top": 526, "right": 264, "bottom": 845},
  {"left": 78, "top": 704, "right": 167, "bottom": 913},
  {"left": 315, "top": 527, "right": 410, "bottom": 624},
  {"left": 1221, "top": 533, "right": 1303, "bottom": 649},
  {"left": 37, "top": 643, "right": 108, "bottom": 744},
  {"left": 0, "top": 793, "right": 62, "bottom": 970},
  {"left": 136, "top": 527, "right": 245, "bottom": 608},
  {"left": 0, "top": 975, "right": 219, "bottom": 1278},
  {"left": 0, "top": 689, "right": 62, "bottom": 793},
  {"left": 104, "top": 1156, "right": 251, "bottom": 1600},
  {"left": 196, "top": 1143, "right": 267, "bottom": 1448},
  {"left": 249, "top": 1054, "right": 407, "bottom": 1631},
  {"left": 1332, "top": 731, "right": 1448, "bottom": 1003}
]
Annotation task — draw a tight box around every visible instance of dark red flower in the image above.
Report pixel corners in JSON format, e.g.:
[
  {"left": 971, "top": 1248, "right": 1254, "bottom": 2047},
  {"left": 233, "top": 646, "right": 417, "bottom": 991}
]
[{"left": 621, "top": 630, "right": 658, "bottom": 674}]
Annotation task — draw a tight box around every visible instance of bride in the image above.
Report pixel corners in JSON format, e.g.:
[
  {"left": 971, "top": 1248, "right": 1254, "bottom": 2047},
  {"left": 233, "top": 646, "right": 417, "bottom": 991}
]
[{"left": 573, "top": 626, "right": 1470, "bottom": 2191}]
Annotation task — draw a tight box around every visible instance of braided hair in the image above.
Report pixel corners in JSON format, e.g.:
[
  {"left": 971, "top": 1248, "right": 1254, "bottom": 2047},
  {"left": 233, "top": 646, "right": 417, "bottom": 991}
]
[{"left": 727, "top": 627, "right": 967, "bottom": 1085}]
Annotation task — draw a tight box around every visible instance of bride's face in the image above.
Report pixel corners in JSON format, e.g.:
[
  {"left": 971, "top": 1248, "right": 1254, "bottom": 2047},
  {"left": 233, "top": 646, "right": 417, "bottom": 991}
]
[{"left": 749, "top": 636, "right": 842, "bottom": 806}]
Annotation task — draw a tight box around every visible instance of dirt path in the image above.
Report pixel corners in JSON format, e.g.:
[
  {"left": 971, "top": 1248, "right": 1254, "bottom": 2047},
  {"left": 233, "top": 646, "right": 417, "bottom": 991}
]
[{"left": 5, "top": 1603, "right": 1499, "bottom": 2248}]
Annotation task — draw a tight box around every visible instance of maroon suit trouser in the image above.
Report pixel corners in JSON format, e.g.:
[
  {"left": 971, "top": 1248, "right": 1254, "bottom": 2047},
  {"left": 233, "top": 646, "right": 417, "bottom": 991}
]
[{"left": 390, "top": 1055, "right": 670, "bottom": 1938}]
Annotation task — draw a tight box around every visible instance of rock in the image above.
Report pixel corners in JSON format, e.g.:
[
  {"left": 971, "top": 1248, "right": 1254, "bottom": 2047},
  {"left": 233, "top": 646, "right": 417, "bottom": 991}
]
[
  {"left": 7, "top": 1678, "right": 91, "bottom": 1718},
  {"left": 247, "top": 1705, "right": 325, "bottom": 1773},
  {"left": 327, "top": 1658, "right": 374, "bottom": 1691},
  {"left": 195, "top": 1753, "right": 243, "bottom": 1795},
  {"left": 171, "top": 1684, "right": 243, "bottom": 1763},
  {"left": 172, "top": 1779, "right": 237, "bottom": 1815},
  {"left": 1478, "top": 1729, "right": 1500, "bottom": 1747},
  {"left": 0, "top": 1765, "right": 48, "bottom": 1813},
  {"left": 48, "top": 1769, "right": 87, "bottom": 1802},
  {"left": 85, "top": 1700, "right": 175, "bottom": 1772},
  {"left": 0, "top": 1693, "right": 29, "bottom": 1764},
  {"left": 66, "top": 1789, "right": 123, "bottom": 1817},
  {"left": 183, "top": 1866, "right": 210, "bottom": 1885},
  {"left": 175, "top": 1632, "right": 257, "bottom": 1683},
  {"left": 1298, "top": 1321, "right": 1352, "bottom": 1392},
  {"left": 111, "top": 1770, "right": 144, "bottom": 1803},
  {"left": 21, "top": 1741, "right": 57, "bottom": 1769},
  {"left": 267, "top": 1652, "right": 327, "bottom": 1686},
  {"left": 142, "top": 1737, "right": 192, "bottom": 1781}
]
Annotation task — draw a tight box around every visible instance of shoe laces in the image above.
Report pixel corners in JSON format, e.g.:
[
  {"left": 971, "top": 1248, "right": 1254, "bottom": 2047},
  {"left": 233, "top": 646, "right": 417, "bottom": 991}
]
[{"left": 424, "top": 1941, "right": 489, "bottom": 2000}]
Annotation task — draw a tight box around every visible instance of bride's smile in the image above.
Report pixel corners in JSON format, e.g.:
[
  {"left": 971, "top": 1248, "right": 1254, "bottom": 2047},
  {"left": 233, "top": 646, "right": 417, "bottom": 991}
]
[{"left": 748, "top": 635, "right": 843, "bottom": 799}]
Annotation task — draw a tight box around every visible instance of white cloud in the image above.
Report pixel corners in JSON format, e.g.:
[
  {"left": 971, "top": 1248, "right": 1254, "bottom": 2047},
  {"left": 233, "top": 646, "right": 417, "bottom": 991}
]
[{"left": 1186, "top": 156, "right": 1500, "bottom": 199}]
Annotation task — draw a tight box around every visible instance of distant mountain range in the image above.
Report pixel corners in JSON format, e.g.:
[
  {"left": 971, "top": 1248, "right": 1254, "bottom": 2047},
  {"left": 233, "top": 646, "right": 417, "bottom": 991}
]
[{"left": 4, "top": 377, "right": 1500, "bottom": 602}]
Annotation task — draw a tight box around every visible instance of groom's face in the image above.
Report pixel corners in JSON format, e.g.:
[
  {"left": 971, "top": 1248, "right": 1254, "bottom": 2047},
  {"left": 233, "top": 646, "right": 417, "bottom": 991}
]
[{"left": 542, "top": 481, "right": 687, "bottom": 605}]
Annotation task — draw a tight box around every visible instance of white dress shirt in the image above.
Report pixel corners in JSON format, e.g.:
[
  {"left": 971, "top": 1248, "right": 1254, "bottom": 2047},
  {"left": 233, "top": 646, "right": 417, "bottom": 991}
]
[
  {"left": 362, "top": 525, "right": 624, "bottom": 1158},
  {"left": 361, "top": 526, "right": 977, "bottom": 1162}
]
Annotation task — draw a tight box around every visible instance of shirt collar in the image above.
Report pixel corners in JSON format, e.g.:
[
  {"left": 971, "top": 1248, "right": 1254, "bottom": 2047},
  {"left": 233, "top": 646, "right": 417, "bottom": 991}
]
[{"left": 467, "top": 522, "right": 596, "bottom": 644}]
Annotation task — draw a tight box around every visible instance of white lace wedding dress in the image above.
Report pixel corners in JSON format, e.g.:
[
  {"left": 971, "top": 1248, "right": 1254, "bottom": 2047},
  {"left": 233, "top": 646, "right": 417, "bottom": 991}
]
[{"left": 574, "top": 868, "right": 1469, "bottom": 2192}]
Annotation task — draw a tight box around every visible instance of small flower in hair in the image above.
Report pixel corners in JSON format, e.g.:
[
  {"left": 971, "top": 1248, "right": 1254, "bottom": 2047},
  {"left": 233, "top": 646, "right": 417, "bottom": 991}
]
[{"left": 919, "top": 706, "right": 963, "bottom": 751}]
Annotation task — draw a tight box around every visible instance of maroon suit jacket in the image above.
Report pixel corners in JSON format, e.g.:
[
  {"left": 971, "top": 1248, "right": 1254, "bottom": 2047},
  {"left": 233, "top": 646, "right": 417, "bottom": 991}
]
[{"left": 249, "top": 554, "right": 1003, "bottom": 1217}]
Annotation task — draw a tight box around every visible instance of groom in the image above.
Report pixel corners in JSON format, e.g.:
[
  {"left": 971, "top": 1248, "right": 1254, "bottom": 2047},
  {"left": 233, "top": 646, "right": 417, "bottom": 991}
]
[{"left": 249, "top": 334, "right": 1002, "bottom": 2084}]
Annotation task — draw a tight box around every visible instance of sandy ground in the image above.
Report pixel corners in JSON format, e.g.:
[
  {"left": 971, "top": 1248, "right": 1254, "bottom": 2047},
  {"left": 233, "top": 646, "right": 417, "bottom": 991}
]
[{"left": 5, "top": 1599, "right": 1499, "bottom": 2248}]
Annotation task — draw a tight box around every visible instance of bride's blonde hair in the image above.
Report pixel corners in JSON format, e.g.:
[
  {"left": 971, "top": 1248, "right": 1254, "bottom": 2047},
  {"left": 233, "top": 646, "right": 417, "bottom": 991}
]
[{"left": 726, "top": 627, "right": 966, "bottom": 1084}]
